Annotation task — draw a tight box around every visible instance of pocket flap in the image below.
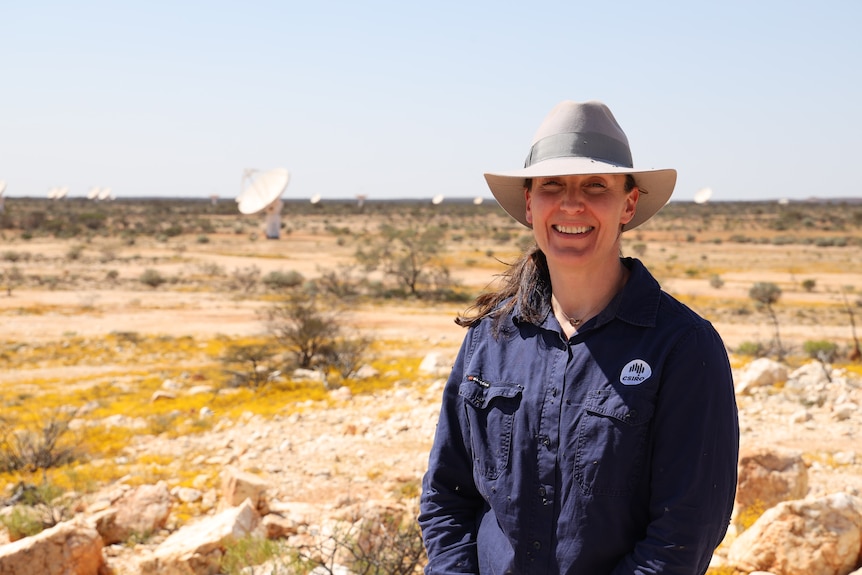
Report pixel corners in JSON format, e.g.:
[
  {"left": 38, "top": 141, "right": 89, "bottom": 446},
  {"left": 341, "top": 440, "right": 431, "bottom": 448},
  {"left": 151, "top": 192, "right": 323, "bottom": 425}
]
[
  {"left": 584, "top": 390, "right": 654, "bottom": 425},
  {"left": 459, "top": 377, "right": 523, "bottom": 409}
]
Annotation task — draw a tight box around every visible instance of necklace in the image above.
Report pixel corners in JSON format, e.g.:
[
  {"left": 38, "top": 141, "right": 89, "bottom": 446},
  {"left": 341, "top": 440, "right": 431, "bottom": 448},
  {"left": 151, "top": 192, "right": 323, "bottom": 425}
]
[
  {"left": 551, "top": 295, "right": 591, "bottom": 328},
  {"left": 561, "top": 312, "right": 584, "bottom": 328}
]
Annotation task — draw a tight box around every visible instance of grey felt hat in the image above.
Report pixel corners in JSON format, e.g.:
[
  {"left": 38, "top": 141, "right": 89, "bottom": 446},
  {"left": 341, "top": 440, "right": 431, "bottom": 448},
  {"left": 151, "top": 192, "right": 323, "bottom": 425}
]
[{"left": 484, "top": 100, "right": 677, "bottom": 231}]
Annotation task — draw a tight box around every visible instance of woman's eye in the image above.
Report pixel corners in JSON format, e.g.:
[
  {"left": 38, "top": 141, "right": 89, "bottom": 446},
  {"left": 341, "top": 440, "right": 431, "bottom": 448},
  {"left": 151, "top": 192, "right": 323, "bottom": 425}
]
[
  {"left": 539, "top": 180, "right": 563, "bottom": 191},
  {"left": 584, "top": 182, "right": 608, "bottom": 193}
]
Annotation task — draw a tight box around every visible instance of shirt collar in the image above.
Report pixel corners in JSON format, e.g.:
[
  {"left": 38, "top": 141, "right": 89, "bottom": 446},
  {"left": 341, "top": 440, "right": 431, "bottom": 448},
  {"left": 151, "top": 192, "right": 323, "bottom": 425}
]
[{"left": 511, "top": 257, "right": 662, "bottom": 330}]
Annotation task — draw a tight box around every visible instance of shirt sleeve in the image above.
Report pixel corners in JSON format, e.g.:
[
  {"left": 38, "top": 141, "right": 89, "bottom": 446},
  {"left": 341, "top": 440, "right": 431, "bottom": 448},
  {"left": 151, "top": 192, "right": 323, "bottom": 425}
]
[
  {"left": 418, "top": 333, "right": 484, "bottom": 574},
  {"left": 611, "top": 322, "right": 740, "bottom": 575}
]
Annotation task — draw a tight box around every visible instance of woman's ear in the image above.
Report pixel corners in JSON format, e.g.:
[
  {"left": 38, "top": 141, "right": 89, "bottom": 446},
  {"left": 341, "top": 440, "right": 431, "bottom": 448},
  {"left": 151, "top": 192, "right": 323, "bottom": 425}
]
[
  {"left": 524, "top": 187, "right": 533, "bottom": 225},
  {"left": 620, "top": 187, "right": 640, "bottom": 226}
]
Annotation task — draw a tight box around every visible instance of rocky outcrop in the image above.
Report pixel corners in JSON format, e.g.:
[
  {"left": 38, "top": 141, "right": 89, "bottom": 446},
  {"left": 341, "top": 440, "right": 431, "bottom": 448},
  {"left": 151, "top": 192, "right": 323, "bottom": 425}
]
[
  {"left": 0, "top": 518, "right": 103, "bottom": 575},
  {"left": 728, "top": 492, "right": 862, "bottom": 575},
  {"left": 732, "top": 446, "right": 809, "bottom": 532},
  {"left": 91, "top": 481, "right": 172, "bottom": 545},
  {"left": 137, "top": 498, "right": 261, "bottom": 575}
]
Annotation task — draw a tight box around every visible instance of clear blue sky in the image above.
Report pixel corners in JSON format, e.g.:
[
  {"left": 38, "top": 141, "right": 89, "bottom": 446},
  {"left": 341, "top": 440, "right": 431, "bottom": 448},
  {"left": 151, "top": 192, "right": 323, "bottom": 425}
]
[{"left": 2, "top": 1, "right": 860, "bottom": 203}]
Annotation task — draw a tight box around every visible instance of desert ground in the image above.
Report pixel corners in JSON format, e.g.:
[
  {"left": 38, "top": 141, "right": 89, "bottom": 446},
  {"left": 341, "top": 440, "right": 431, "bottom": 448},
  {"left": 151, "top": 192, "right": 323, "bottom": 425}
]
[{"left": 1, "top": 197, "right": 862, "bottom": 571}]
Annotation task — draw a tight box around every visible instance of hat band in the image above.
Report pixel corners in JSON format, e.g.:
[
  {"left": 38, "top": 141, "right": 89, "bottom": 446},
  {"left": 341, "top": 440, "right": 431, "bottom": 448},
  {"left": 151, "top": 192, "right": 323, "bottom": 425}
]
[{"left": 524, "top": 131, "right": 633, "bottom": 168}]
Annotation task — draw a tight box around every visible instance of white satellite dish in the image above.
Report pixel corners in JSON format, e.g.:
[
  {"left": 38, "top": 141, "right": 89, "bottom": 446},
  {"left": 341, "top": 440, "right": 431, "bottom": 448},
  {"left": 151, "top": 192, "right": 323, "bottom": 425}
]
[
  {"left": 431, "top": 194, "right": 444, "bottom": 205},
  {"left": 87, "top": 187, "right": 100, "bottom": 200},
  {"left": 47, "top": 187, "right": 58, "bottom": 199},
  {"left": 310, "top": 193, "right": 321, "bottom": 204},
  {"left": 473, "top": 196, "right": 484, "bottom": 205},
  {"left": 98, "top": 187, "right": 112, "bottom": 201},
  {"left": 0, "top": 180, "right": 6, "bottom": 196},
  {"left": 56, "top": 187, "right": 69, "bottom": 200},
  {"left": 236, "top": 168, "right": 290, "bottom": 239},
  {"left": 778, "top": 198, "right": 790, "bottom": 205},
  {"left": 693, "top": 187, "right": 713, "bottom": 205}
]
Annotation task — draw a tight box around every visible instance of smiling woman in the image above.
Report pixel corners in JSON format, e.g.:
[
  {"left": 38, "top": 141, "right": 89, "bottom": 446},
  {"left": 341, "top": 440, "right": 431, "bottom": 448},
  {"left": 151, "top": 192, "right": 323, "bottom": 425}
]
[{"left": 419, "top": 100, "right": 740, "bottom": 575}]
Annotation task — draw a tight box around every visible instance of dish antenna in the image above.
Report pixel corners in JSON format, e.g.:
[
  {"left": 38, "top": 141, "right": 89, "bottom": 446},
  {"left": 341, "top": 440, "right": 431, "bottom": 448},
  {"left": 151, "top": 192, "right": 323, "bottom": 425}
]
[
  {"left": 98, "top": 187, "right": 112, "bottom": 201},
  {"left": 473, "top": 196, "right": 484, "bottom": 205},
  {"left": 236, "top": 168, "right": 290, "bottom": 239},
  {"left": 693, "top": 187, "right": 713, "bottom": 205},
  {"left": 47, "top": 187, "right": 58, "bottom": 199},
  {"left": 0, "top": 180, "right": 7, "bottom": 196},
  {"left": 0, "top": 181, "right": 6, "bottom": 214},
  {"left": 777, "top": 198, "right": 790, "bottom": 205},
  {"left": 56, "top": 187, "right": 69, "bottom": 200},
  {"left": 431, "top": 194, "right": 444, "bottom": 205},
  {"left": 356, "top": 194, "right": 367, "bottom": 209},
  {"left": 87, "top": 187, "right": 100, "bottom": 200},
  {"left": 309, "top": 193, "right": 321, "bottom": 205}
]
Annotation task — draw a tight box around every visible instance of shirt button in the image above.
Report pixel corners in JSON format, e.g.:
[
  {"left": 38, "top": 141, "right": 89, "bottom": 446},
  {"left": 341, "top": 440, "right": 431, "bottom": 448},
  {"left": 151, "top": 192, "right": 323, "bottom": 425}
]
[
  {"left": 532, "top": 540, "right": 542, "bottom": 550},
  {"left": 538, "top": 486, "right": 546, "bottom": 497}
]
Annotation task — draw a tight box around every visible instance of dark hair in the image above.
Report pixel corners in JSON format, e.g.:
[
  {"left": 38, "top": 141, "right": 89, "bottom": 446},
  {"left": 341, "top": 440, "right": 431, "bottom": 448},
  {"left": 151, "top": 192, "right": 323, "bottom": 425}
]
[{"left": 455, "top": 173, "right": 638, "bottom": 335}]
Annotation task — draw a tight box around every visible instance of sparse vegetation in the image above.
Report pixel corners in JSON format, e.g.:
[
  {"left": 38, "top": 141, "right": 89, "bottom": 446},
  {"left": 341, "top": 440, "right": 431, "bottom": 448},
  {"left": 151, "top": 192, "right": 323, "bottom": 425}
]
[{"left": 749, "top": 281, "right": 784, "bottom": 360}]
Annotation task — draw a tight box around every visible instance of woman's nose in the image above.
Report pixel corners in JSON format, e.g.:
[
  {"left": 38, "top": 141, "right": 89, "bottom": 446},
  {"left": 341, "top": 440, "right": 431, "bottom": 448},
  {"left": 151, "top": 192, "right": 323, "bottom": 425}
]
[{"left": 559, "top": 188, "right": 585, "bottom": 211}]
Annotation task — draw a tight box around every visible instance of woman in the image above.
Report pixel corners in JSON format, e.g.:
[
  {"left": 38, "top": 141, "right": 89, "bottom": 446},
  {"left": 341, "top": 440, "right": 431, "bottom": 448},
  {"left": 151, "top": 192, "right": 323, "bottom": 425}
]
[{"left": 418, "top": 101, "right": 739, "bottom": 574}]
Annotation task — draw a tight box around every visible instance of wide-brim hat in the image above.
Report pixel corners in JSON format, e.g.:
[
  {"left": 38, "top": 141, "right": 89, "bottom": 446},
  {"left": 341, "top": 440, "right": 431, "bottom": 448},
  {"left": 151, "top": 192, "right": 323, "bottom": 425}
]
[{"left": 484, "top": 100, "right": 677, "bottom": 231}]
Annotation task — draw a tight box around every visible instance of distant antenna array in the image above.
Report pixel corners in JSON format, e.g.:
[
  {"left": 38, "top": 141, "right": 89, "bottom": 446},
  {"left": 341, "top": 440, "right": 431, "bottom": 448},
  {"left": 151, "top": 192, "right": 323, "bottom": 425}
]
[
  {"left": 85, "top": 187, "right": 114, "bottom": 200},
  {"left": 693, "top": 187, "right": 713, "bottom": 205},
  {"left": 236, "top": 168, "right": 291, "bottom": 239},
  {"left": 47, "top": 186, "right": 69, "bottom": 200}
]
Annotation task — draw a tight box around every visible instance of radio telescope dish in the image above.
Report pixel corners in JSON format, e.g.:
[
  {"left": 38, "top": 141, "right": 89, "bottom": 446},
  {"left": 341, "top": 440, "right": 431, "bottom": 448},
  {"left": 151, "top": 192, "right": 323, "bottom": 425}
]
[
  {"left": 431, "top": 194, "right": 444, "bottom": 205},
  {"left": 98, "top": 187, "right": 112, "bottom": 201},
  {"left": 0, "top": 180, "right": 6, "bottom": 196},
  {"left": 693, "top": 187, "right": 713, "bottom": 205},
  {"left": 56, "top": 187, "right": 69, "bottom": 200},
  {"left": 87, "top": 187, "right": 100, "bottom": 200},
  {"left": 777, "top": 198, "right": 790, "bottom": 205},
  {"left": 47, "top": 187, "right": 58, "bottom": 199},
  {"left": 237, "top": 168, "right": 290, "bottom": 239},
  {"left": 473, "top": 196, "right": 484, "bottom": 205},
  {"left": 310, "top": 193, "right": 321, "bottom": 205}
]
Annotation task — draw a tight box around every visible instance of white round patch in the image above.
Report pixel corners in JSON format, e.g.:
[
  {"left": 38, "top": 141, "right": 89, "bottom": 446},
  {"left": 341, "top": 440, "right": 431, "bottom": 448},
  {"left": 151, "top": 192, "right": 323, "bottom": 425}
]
[{"left": 620, "top": 359, "right": 652, "bottom": 385}]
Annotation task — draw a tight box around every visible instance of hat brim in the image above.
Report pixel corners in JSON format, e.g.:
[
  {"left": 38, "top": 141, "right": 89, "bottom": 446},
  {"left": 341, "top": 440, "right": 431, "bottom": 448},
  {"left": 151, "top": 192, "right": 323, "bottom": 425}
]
[{"left": 484, "top": 157, "right": 676, "bottom": 232}]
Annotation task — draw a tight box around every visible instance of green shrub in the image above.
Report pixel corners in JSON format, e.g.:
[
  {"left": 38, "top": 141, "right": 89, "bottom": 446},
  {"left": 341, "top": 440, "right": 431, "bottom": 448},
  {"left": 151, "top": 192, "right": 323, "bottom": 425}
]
[
  {"left": 140, "top": 268, "right": 167, "bottom": 288},
  {"left": 803, "top": 340, "right": 838, "bottom": 362},
  {"left": 263, "top": 270, "right": 305, "bottom": 290},
  {"left": 737, "top": 341, "right": 765, "bottom": 357}
]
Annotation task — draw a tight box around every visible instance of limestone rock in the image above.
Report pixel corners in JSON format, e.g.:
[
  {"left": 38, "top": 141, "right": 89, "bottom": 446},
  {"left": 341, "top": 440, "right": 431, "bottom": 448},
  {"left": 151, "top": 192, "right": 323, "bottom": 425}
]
[
  {"left": 92, "top": 481, "right": 171, "bottom": 544},
  {"left": 735, "top": 358, "right": 787, "bottom": 395},
  {"left": 0, "top": 519, "right": 103, "bottom": 575},
  {"left": 138, "top": 498, "right": 261, "bottom": 575},
  {"left": 728, "top": 492, "right": 862, "bottom": 575},
  {"left": 221, "top": 467, "right": 271, "bottom": 515},
  {"left": 732, "top": 446, "right": 808, "bottom": 532}
]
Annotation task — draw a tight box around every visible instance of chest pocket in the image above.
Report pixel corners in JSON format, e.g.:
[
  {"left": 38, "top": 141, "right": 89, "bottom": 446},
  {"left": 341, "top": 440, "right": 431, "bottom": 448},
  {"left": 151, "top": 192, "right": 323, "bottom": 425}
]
[
  {"left": 459, "top": 376, "right": 523, "bottom": 480},
  {"left": 574, "top": 389, "right": 655, "bottom": 496}
]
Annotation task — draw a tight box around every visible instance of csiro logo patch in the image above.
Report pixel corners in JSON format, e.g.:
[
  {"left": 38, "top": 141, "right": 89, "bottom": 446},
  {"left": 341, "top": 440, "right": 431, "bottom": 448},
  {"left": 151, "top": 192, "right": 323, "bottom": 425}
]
[{"left": 620, "top": 359, "right": 652, "bottom": 385}]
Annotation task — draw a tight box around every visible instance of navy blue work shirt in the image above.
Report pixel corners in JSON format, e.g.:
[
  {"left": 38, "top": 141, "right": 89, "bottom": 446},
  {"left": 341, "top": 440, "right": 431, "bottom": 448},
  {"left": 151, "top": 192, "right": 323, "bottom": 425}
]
[{"left": 419, "top": 258, "right": 739, "bottom": 575}]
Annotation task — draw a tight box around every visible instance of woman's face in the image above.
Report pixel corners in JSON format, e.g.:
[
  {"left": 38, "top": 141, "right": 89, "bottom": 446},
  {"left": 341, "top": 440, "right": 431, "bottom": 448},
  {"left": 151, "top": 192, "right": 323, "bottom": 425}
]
[{"left": 525, "top": 174, "right": 638, "bottom": 270}]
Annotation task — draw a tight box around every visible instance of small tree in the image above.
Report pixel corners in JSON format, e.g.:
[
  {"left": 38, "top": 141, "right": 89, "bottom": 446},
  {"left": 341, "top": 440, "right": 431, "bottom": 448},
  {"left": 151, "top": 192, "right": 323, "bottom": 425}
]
[
  {"left": 1, "top": 265, "right": 25, "bottom": 296},
  {"left": 840, "top": 289, "right": 861, "bottom": 361},
  {"left": 749, "top": 281, "right": 784, "bottom": 360},
  {"left": 356, "top": 225, "right": 446, "bottom": 297},
  {"left": 264, "top": 292, "right": 340, "bottom": 369},
  {"left": 220, "top": 342, "right": 277, "bottom": 389}
]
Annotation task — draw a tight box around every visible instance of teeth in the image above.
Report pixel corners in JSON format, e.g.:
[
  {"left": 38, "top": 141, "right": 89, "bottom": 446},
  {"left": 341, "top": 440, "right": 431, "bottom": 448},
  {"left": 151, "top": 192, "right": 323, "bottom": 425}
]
[{"left": 554, "top": 225, "right": 592, "bottom": 234}]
